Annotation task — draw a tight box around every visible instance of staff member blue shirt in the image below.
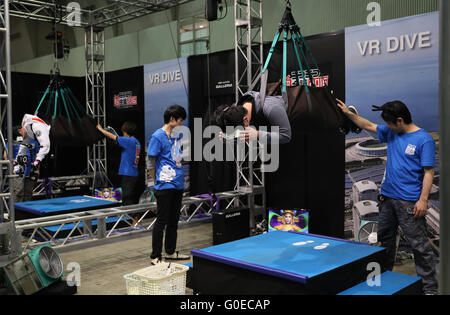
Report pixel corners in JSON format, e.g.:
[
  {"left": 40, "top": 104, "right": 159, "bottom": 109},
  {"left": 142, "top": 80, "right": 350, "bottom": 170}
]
[
  {"left": 377, "top": 125, "right": 436, "bottom": 202},
  {"left": 147, "top": 129, "right": 184, "bottom": 191},
  {"left": 117, "top": 136, "right": 141, "bottom": 177}
]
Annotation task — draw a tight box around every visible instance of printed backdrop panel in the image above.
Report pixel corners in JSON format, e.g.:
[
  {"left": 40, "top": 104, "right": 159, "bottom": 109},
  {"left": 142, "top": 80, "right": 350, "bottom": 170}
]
[
  {"left": 144, "top": 58, "right": 189, "bottom": 146},
  {"left": 345, "top": 12, "right": 439, "bottom": 134}
]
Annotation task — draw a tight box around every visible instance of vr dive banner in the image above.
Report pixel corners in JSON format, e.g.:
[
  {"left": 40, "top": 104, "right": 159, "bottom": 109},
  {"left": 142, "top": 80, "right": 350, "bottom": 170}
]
[
  {"left": 144, "top": 58, "right": 189, "bottom": 145},
  {"left": 144, "top": 58, "right": 190, "bottom": 193},
  {"left": 345, "top": 11, "right": 439, "bottom": 133},
  {"left": 343, "top": 12, "right": 440, "bottom": 242}
]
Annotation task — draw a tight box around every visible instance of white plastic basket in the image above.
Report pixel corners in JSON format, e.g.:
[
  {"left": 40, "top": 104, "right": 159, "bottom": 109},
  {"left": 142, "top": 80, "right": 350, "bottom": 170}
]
[{"left": 124, "top": 262, "right": 189, "bottom": 295}]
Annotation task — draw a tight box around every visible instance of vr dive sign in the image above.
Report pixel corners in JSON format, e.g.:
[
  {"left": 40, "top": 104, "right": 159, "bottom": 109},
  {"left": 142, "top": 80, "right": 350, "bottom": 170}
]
[
  {"left": 357, "top": 31, "right": 432, "bottom": 56},
  {"left": 148, "top": 70, "right": 182, "bottom": 85}
]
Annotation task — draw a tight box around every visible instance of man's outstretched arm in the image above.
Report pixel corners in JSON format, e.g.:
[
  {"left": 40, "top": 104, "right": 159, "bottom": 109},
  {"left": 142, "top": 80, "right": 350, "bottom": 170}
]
[
  {"left": 97, "top": 125, "right": 118, "bottom": 141},
  {"left": 336, "top": 99, "right": 378, "bottom": 134}
]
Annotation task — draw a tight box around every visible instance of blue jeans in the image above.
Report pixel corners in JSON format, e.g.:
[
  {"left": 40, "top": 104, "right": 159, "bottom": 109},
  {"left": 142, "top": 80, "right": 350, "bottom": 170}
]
[{"left": 378, "top": 196, "right": 438, "bottom": 294}]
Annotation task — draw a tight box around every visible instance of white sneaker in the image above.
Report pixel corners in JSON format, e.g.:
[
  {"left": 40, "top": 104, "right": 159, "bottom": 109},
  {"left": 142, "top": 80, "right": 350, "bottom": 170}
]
[{"left": 164, "top": 251, "right": 190, "bottom": 261}]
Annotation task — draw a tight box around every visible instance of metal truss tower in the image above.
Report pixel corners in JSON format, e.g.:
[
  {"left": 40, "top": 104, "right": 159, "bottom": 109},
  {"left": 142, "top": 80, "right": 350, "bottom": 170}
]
[
  {"left": 234, "top": 0, "right": 265, "bottom": 232},
  {"left": 0, "top": 0, "right": 21, "bottom": 266},
  {"left": 234, "top": 0, "right": 263, "bottom": 103},
  {"left": 85, "top": 26, "right": 107, "bottom": 188},
  {"left": 234, "top": 139, "right": 266, "bottom": 232}
]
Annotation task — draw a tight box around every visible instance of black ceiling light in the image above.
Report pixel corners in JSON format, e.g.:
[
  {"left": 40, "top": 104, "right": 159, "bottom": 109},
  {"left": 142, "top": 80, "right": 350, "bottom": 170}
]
[{"left": 45, "top": 28, "right": 69, "bottom": 59}]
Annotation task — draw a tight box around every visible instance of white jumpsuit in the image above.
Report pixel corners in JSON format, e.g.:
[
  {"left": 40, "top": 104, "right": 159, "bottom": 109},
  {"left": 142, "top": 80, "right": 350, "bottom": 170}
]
[{"left": 17, "top": 114, "right": 51, "bottom": 162}]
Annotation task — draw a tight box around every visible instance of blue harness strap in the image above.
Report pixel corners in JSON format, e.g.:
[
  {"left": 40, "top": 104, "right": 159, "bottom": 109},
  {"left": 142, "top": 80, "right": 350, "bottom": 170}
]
[
  {"left": 291, "top": 30, "right": 309, "bottom": 94},
  {"left": 282, "top": 30, "right": 289, "bottom": 94},
  {"left": 262, "top": 31, "right": 282, "bottom": 74},
  {"left": 35, "top": 86, "right": 50, "bottom": 116}
]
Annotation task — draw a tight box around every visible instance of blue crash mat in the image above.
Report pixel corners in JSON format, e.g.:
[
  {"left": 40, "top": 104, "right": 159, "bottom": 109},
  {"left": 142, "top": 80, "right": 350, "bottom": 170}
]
[
  {"left": 43, "top": 216, "right": 126, "bottom": 232},
  {"left": 338, "top": 271, "right": 422, "bottom": 295},
  {"left": 15, "top": 196, "right": 120, "bottom": 216},
  {"left": 192, "top": 230, "right": 385, "bottom": 284}
]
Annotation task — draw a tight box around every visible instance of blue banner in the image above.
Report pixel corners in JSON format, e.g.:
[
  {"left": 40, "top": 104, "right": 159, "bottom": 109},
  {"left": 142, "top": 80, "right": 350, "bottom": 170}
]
[
  {"left": 144, "top": 58, "right": 189, "bottom": 147},
  {"left": 345, "top": 12, "right": 439, "bottom": 134}
]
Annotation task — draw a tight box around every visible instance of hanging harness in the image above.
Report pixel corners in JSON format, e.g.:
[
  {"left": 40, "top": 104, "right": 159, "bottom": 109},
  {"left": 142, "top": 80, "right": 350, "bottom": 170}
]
[
  {"left": 34, "top": 72, "right": 103, "bottom": 147},
  {"left": 261, "top": 5, "right": 321, "bottom": 111},
  {"left": 258, "top": 3, "right": 356, "bottom": 135}
]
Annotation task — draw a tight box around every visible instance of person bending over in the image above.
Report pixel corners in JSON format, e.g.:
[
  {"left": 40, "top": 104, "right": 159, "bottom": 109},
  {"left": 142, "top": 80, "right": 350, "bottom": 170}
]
[
  {"left": 15, "top": 114, "right": 51, "bottom": 177},
  {"left": 213, "top": 91, "right": 292, "bottom": 144},
  {"left": 337, "top": 99, "right": 438, "bottom": 295},
  {"left": 6, "top": 131, "right": 39, "bottom": 202}
]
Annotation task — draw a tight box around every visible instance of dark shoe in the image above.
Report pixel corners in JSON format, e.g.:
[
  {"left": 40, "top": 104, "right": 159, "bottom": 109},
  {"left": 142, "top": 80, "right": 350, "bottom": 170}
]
[
  {"left": 150, "top": 257, "right": 162, "bottom": 266},
  {"left": 164, "top": 251, "right": 190, "bottom": 260}
]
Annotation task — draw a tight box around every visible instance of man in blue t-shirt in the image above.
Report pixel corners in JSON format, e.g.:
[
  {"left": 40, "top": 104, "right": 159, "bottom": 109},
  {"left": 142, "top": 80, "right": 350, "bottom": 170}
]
[
  {"left": 97, "top": 122, "right": 141, "bottom": 206},
  {"left": 337, "top": 99, "right": 438, "bottom": 295},
  {"left": 147, "top": 105, "right": 188, "bottom": 265}
]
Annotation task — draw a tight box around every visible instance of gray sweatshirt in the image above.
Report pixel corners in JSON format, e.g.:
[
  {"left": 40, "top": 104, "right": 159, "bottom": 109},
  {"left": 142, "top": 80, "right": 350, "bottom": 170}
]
[{"left": 243, "top": 91, "right": 292, "bottom": 144}]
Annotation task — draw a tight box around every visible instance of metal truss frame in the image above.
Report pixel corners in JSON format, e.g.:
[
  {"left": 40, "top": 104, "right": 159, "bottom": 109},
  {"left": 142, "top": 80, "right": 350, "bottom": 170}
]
[
  {"left": 234, "top": 0, "right": 263, "bottom": 103},
  {"left": 234, "top": 0, "right": 265, "bottom": 230},
  {"left": 3, "top": 0, "right": 196, "bottom": 28},
  {"left": 0, "top": 0, "right": 22, "bottom": 266},
  {"left": 89, "top": 0, "right": 196, "bottom": 29},
  {"left": 0, "top": 1, "right": 12, "bottom": 220},
  {"left": 85, "top": 26, "right": 108, "bottom": 189},
  {"left": 33, "top": 175, "right": 92, "bottom": 197},
  {"left": 6, "top": 0, "right": 89, "bottom": 27},
  {"left": 231, "top": 138, "right": 266, "bottom": 231},
  {"left": 16, "top": 190, "right": 248, "bottom": 251}
]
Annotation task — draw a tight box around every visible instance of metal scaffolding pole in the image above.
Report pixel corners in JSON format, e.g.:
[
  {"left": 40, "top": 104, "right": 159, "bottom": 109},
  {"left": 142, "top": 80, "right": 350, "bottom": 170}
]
[
  {"left": 234, "top": 0, "right": 263, "bottom": 103},
  {"left": 234, "top": 138, "right": 266, "bottom": 232},
  {"left": 85, "top": 26, "right": 108, "bottom": 189},
  {"left": 439, "top": 0, "right": 450, "bottom": 295},
  {"left": 234, "top": 0, "right": 265, "bottom": 232},
  {"left": 0, "top": 0, "right": 21, "bottom": 267}
]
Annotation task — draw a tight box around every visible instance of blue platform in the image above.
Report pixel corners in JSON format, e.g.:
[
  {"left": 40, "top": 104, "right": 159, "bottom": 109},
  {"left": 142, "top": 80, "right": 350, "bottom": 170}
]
[
  {"left": 193, "top": 231, "right": 384, "bottom": 283},
  {"left": 191, "top": 231, "right": 387, "bottom": 295},
  {"left": 15, "top": 196, "right": 124, "bottom": 238},
  {"left": 15, "top": 196, "right": 120, "bottom": 217},
  {"left": 338, "top": 271, "right": 422, "bottom": 295},
  {"left": 43, "top": 216, "right": 125, "bottom": 232}
]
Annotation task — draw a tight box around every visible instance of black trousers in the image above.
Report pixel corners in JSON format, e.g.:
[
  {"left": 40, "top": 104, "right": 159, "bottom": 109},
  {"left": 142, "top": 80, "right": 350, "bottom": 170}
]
[
  {"left": 121, "top": 175, "right": 139, "bottom": 206},
  {"left": 151, "top": 189, "right": 184, "bottom": 259}
]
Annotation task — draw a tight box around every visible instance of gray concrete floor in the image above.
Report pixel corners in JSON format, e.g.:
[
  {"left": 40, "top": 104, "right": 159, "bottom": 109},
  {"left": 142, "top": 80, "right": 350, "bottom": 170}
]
[
  {"left": 56, "top": 221, "right": 419, "bottom": 295},
  {"left": 57, "top": 221, "right": 212, "bottom": 295}
]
